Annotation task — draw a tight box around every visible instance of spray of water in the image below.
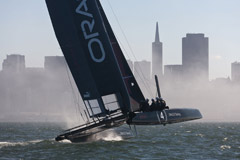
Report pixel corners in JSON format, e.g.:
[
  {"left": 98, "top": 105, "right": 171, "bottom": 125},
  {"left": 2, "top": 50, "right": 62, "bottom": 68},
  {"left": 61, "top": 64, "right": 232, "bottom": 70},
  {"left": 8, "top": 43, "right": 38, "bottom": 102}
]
[
  {"left": 94, "top": 129, "right": 124, "bottom": 142},
  {"left": 58, "top": 139, "right": 72, "bottom": 144}
]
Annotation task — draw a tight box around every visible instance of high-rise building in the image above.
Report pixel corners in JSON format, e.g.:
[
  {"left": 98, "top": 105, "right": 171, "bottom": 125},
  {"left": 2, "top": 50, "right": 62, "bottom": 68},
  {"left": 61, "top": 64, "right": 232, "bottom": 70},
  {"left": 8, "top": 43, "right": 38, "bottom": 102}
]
[
  {"left": 164, "top": 65, "right": 183, "bottom": 82},
  {"left": 182, "top": 34, "right": 209, "bottom": 81},
  {"left": 231, "top": 62, "right": 240, "bottom": 82},
  {"left": 134, "top": 60, "right": 151, "bottom": 81},
  {"left": 134, "top": 60, "right": 151, "bottom": 97},
  {"left": 152, "top": 22, "right": 163, "bottom": 79},
  {"left": 44, "top": 56, "right": 67, "bottom": 71},
  {"left": 2, "top": 54, "right": 25, "bottom": 72}
]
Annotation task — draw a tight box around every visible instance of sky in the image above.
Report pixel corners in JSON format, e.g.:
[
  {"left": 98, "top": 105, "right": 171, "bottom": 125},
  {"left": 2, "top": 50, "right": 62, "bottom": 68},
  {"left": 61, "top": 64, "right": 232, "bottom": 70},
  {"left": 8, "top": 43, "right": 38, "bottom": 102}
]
[{"left": 0, "top": 0, "right": 240, "bottom": 79}]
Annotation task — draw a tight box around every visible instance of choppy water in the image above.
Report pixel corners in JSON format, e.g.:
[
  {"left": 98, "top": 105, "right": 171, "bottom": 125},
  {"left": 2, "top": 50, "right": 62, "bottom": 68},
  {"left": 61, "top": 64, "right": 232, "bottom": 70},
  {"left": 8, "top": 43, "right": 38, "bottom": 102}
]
[{"left": 0, "top": 122, "right": 240, "bottom": 160}]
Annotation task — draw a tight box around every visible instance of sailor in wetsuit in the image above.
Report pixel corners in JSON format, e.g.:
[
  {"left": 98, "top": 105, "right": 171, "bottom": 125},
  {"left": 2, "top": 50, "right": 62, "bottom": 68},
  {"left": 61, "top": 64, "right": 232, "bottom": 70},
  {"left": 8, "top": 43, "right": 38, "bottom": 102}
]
[
  {"left": 142, "top": 98, "right": 169, "bottom": 112},
  {"left": 156, "top": 97, "right": 169, "bottom": 110},
  {"left": 149, "top": 99, "right": 157, "bottom": 111},
  {"left": 140, "top": 99, "right": 150, "bottom": 112},
  {"left": 156, "top": 98, "right": 165, "bottom": 111}
]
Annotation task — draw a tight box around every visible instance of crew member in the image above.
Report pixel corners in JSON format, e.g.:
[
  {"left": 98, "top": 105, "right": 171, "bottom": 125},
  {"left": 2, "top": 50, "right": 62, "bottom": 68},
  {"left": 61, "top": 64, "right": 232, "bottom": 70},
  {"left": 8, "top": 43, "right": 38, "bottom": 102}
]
[
  {"left": 140, "top": 99, "right": 149, "bottom": 112},
  {"left": 149, "top": 99, "right": 156, "bottom": 111},
  {"left": 156, "top": 98, "right": 168, "bottom": 111}
]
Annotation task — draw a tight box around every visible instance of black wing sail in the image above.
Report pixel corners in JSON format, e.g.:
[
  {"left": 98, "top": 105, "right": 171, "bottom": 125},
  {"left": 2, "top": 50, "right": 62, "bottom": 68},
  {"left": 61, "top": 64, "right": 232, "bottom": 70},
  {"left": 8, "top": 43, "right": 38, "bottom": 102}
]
[
  {"left": 45, "top": 0, "right": 131, "bottom": 118},
  {"left": 96, "top": 0, "right": 145, "bottom": 112}
]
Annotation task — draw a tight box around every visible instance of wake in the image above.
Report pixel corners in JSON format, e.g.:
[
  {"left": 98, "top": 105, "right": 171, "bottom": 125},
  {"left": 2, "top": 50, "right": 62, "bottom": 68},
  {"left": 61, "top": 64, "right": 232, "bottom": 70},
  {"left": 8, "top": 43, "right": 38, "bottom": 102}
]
[{"left": 0, "top": 139, "right": 52, "bottom": 149}]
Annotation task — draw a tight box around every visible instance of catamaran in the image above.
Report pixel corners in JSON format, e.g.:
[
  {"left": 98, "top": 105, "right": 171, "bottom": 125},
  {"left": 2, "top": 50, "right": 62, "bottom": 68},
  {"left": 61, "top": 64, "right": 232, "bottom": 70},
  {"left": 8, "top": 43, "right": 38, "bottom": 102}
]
[{"left": 45, "top": 0, "right": 202, "bottom": 143}]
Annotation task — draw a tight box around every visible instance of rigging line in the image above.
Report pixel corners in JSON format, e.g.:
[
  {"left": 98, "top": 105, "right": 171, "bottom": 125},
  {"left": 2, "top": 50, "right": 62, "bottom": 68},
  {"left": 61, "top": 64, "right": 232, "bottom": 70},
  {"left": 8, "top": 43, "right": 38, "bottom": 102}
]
[
  {"left": 105, "top": 10, "right": 153, "bottom": 98},
  {"left": 77, "top": 89, "right": 86, "bottom": 122},
  {"left": 64, "top": 61, "right": 85, "bottom": 123},
  {"left": 65, "top": 65, "right": 82, "bottom": 122},
  {"left": 106, "top": 0, "right": 154, "bottom": 98},
  {"left": 116, "top": 34, "right": 154, "bottom": 98},
  {"left": 116, "top": 35, "right": 153, "bottom": 98}
]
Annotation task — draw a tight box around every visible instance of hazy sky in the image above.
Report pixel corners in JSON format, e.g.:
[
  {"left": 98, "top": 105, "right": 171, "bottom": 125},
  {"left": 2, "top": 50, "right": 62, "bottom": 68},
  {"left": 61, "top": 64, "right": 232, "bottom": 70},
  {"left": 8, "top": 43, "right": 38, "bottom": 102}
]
[{"left": 0, "top": 0, "right": 240, "bottom": 79}]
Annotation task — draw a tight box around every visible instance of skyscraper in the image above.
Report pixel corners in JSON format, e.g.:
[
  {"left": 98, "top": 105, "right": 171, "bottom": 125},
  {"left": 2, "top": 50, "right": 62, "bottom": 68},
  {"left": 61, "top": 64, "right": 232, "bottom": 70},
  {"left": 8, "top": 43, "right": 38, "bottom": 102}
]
[
  {"left": 44, "top": 56, "right": 67, "bottom": 71},
  {"left": 164, "top": 65, "right": 183, "bottom": 83},
  {"left": 134, "top": 60, "right": 151, "bottom": 81},
  {"left": 134, "top": 60, "right": 151, "bottom": 98},
  {"left": 152, "top": 22, "right": 163, "bottom": 79},
  {"left": 2, "top": 54, "right": 25, "bottom": 73},
  {"left": 231, "top": 62, "right": 240, "bottom": 83},
  {"left": 182, "top": 34, "right": 209, "bottom": 82}
]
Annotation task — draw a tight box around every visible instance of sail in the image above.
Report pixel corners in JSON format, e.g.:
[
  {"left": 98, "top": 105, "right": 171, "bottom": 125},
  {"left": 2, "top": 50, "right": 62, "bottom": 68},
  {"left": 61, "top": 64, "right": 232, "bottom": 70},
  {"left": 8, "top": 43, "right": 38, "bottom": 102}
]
[
  {"left": 96, "top": 0, "right": 145, "bottom": 111},
  {"left": 45, "top": 0, "right": 131, "bottom": 117}
]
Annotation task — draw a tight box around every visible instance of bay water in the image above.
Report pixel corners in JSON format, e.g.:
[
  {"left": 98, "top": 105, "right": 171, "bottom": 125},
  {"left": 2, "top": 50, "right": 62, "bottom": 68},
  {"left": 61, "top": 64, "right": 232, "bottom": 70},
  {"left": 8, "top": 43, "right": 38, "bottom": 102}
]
[{"left": 0, "top": 122, "right": 239, "bottom": 160}]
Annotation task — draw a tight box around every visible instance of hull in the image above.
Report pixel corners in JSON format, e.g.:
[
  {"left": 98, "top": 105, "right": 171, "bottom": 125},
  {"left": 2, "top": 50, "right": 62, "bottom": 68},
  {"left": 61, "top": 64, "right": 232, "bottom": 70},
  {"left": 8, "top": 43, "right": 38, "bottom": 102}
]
[
  {"left": 130, "top": 108, "right": 202, "bottom": 125},
  {"left": 56, "top": 108, "right": 202, "bottom": 142},
  {"left": 55, "top": 115, "right": 126, "bottom": 143}
]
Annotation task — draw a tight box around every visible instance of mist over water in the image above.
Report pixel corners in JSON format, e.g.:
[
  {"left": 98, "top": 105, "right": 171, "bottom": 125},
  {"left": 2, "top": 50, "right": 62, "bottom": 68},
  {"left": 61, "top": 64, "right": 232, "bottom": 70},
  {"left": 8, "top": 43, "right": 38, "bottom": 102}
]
[
  {"left": 164, "top": 82, "right": 240, "bottom": 122},
  {"left": 0, "top": 57, "right": 85, "bottom": 128},
  {"left": 140, "top": 77, "right": 240, "bottom": 122},
  {"left": 0, "top": 56, "right": 240, "bottom": 125}
]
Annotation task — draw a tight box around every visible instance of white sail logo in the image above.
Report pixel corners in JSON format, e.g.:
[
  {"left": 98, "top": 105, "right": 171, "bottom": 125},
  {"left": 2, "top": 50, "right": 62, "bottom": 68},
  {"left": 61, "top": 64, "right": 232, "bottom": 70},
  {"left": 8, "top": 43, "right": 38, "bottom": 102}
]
[{"left": 75, "top": 0, "right": 106, "bottom": 63}]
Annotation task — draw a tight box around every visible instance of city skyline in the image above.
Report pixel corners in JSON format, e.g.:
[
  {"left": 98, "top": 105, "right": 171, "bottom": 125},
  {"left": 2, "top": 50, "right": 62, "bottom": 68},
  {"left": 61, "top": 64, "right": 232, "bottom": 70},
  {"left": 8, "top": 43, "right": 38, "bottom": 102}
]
[
  {"left": 1, "top": 53, "right": 240, "bottom": 122},
  {"left": 0, "top": 0, "right": 240, "bottom": 80},
  {"left": 2, "top": 53, "right": 238, "bottom": 84}
]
